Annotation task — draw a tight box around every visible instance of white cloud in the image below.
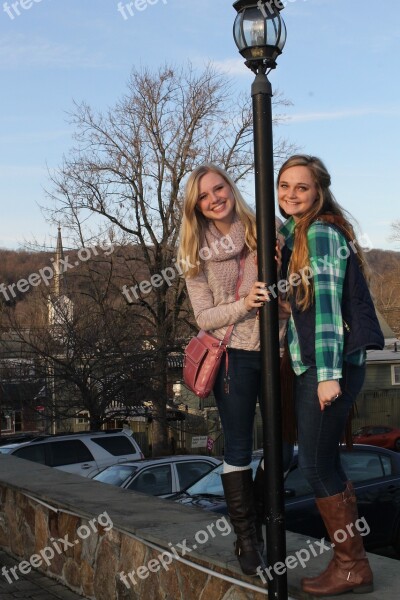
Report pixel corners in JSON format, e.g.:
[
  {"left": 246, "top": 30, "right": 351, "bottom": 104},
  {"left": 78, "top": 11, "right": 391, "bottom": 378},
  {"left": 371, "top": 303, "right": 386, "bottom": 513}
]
[
  {"left": 0, "top": 165, "right": 47, "bottom": 177},
  {"left": 287, "top": 107, "right": 400, "bottom": 123},
  {"left": 0, "top": 235, "right": 21, "bottom": 247},
  {"left": 0, "top": 130, "right": 71, "bottom": 144},
  {"left": 0, "top": 34, "right": 108, "bottom": 69},
  {"left": 212, "top": 58, "right": 251, "bottom": 77}
]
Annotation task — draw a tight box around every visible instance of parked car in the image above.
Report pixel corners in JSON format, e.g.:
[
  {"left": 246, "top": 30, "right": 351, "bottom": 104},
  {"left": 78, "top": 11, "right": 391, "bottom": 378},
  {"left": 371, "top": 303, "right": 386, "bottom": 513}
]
[
  {"left": 91, "top": 455, "right": 221, "bottom": 497},
  {"left": 172, "top": 445, "right": 400, "bottom": 554},
  {"left": 353, "top": 426, "right": 400, "bottom": 452},
  {"left": 0, "top": 433, "right": 46, "bottom": 446},
  {"left": 0, "top": 429, "right": 144, "bottom": 478}
]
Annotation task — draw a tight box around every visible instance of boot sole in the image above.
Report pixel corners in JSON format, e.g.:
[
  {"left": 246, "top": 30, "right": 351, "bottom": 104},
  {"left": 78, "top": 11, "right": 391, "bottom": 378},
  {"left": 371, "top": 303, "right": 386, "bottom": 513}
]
[{"left": 302, "top": 582, "right": 374, "bottom": 596}]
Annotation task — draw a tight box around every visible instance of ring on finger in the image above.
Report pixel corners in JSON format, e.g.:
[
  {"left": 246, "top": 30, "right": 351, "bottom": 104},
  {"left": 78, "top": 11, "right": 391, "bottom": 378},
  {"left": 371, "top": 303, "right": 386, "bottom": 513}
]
[{"left": 325, "top": 401, "right": 332, "bottom": 406}]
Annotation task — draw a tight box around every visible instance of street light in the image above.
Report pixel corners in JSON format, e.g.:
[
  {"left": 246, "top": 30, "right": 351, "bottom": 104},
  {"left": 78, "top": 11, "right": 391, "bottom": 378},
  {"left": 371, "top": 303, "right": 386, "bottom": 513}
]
[
  {"left": 233, "top": 1, "right": 286, "bottom": 71},
  {"left": 233, "top": 2, "right": 288, "bottom": 598}
]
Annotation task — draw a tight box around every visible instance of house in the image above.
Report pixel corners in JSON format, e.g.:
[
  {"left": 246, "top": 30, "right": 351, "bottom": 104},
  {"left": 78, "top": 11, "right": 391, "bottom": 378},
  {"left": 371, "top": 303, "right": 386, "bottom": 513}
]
[
  {"left": 0, "top": 332, "right": 45, "bottom": 437},
  {"left": 353, "top": 312, "right": 400, "bottom": 431}
]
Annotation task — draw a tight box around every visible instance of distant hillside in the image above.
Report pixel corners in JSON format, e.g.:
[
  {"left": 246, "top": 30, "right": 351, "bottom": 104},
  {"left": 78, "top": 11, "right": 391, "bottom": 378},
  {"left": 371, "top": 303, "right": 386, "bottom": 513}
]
[
  {"left": 0, "top": 244, "right": 159, "bottom": 306},
  {"left": 0, "top": 249, "right": 53, "bottom": 301},
  {"left": 366, "top": 249, "right": 400, "bottom": 338},
  {"left": 366, "top": 249, "right": 400, "bottom": 275},
  {"left": 1, "top": 246, "right": 399, "bottom": 336},
  {"left": 0, "top": 248, "right": 52, "bottom": 283}
]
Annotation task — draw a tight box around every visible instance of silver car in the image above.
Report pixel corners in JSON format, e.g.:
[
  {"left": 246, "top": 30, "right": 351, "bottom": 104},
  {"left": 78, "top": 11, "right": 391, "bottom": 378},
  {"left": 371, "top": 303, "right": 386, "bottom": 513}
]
[{"left": 92, "top": 455, "right": 221, "bottom": 497}]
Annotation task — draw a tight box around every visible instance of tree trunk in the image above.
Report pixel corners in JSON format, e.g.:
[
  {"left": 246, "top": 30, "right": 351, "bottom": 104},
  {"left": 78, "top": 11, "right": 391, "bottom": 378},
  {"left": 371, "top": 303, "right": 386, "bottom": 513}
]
[
  {"left": 151, "top": 400, "right": 169, "bottom": 456},
  {"left": 89, "top": 415, "right": 103, "bottom": 431},
  {"left": 150, "top": 349, "right": 169, "bottom": 456}
]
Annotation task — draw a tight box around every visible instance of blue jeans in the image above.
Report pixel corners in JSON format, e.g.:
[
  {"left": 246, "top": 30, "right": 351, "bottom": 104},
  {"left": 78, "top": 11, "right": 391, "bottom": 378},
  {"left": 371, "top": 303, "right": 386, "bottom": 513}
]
[
  {"left": 214, "top": 348, "right": 293, "bottom": 470},
  {"left": 295, "top": 362, "right": 366, "bottom": 498}
]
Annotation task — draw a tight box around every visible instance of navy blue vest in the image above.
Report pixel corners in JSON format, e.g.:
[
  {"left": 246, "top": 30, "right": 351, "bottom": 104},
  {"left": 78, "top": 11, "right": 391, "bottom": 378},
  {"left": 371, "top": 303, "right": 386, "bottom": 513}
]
[{"left": 281, "top": 226, "right": 384, "bottom": 366}]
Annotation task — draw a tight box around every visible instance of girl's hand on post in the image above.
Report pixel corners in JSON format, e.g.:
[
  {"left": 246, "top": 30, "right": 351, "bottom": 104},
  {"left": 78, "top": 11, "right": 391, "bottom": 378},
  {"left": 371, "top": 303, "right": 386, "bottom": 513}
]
[
  {"left": 244, "top": 282, "right": 270, "bottom": 312},
  {"left": 275, "top": 240, "right": 282, "bottom": 271},
  {"left": 317, "top": 380, "right": 342, "bottom": 411}
]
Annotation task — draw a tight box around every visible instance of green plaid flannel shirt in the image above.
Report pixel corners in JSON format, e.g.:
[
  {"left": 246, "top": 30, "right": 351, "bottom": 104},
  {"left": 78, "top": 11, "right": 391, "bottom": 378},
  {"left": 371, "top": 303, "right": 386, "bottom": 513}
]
[{"left": 280, "top": 218, "right": 365, "bottom": 382}]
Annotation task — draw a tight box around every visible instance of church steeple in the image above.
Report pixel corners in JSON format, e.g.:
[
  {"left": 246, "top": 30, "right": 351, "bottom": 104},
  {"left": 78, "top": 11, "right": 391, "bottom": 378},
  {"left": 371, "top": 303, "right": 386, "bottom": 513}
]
[
  {"left": 53, "top": 225, "right": 65, "bottom": 297},
  {"left": 48, "top": 225, "right": 73, "bottom": 327}
]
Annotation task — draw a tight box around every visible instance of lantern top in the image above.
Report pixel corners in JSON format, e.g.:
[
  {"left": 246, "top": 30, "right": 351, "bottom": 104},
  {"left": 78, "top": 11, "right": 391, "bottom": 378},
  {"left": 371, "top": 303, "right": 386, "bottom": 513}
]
[
  {"left": 233, "top": 0, "right": 286, "bottom": 71},
  {"left": 233, "top": 0, "right": 284, "bottom": 12}
]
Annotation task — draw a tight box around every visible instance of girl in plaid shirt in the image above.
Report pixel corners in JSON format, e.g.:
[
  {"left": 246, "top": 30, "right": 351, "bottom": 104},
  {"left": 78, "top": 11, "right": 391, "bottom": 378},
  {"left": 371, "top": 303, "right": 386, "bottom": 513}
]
[{"left": 278, "top": 155, "right": 383, "bottom": 596}]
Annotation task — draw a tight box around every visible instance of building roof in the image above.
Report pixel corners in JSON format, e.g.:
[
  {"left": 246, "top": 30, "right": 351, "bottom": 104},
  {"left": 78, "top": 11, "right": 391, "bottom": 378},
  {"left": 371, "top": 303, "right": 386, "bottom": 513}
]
[{"left": 367, "top": 348, "right": 400, "bottom": 363}]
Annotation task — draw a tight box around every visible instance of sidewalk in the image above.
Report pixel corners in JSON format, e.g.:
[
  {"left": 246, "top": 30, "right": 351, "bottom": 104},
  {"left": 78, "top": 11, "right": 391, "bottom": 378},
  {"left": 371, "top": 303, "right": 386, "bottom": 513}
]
[{"left": 0, "top": 550, "right": 84, "bottom": 600}]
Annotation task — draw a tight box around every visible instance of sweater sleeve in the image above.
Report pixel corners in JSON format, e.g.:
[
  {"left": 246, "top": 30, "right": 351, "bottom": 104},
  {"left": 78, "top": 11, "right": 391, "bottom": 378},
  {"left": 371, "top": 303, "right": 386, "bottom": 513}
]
[{"left": 185, "top": 270, "right": 249, "bottom": 331}]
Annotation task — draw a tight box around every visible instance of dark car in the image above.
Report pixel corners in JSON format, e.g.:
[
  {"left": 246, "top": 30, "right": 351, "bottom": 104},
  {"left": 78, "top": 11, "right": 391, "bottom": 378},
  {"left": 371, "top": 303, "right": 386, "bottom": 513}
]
[
  {"left": 172, "top": 445, "right": 400, "bottom": 554},
  {"left": 353, "top": 426, "right": 400, "bottom": 452}
]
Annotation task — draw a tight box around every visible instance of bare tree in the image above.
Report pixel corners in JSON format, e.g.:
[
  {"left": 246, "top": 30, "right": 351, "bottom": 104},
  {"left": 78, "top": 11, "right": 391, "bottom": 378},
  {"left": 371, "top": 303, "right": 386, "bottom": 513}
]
[
  {"left": 1, "top": 262, "right": 158, "bottom": 431},
  {"left": 367, "top": 248, "right": 400, "bottom": 338},
  {"left": 43, "top": 63, "right": 294, "bottom": 455},
  {"left": 390, "top": 220, "right": 400, "bottom": 248}
]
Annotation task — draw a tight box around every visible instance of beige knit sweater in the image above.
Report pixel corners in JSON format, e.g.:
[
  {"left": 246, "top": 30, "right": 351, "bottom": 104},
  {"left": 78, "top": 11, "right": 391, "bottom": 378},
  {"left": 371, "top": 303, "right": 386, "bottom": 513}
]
[{"left": 185, "top": 215, "right": 284, "bottom": 351}]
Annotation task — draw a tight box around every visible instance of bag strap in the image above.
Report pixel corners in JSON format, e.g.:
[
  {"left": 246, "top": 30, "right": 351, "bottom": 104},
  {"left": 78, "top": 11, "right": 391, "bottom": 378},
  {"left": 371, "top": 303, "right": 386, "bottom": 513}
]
[
  {"left": 219, "top": 249, "right": 247, "bottom": 394},
  {"left": 219, "top": 249, "right": 246, "bottom": 348}
]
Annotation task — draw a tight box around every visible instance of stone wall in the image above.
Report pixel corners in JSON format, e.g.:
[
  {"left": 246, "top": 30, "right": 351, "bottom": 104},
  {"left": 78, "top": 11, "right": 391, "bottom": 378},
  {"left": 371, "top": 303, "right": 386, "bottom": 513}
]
[
  {"left": 2, "top": 455, "right": 399, "bottom": 600},
  {"left": 0, "top": 456, "right": 268, "bottom": 599}
]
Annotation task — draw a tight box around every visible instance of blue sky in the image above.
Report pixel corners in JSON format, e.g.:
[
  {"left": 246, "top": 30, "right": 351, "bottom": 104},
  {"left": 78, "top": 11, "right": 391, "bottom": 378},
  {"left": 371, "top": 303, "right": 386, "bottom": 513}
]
[{"left": 0, "top": 0, "right": 399, "bottom": 251}]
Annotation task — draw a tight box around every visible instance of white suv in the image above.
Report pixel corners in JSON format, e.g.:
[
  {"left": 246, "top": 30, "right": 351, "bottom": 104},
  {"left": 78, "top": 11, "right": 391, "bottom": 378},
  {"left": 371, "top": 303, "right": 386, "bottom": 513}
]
[{"left": 0, "top": 429, "right": 144, "bottom": 478}]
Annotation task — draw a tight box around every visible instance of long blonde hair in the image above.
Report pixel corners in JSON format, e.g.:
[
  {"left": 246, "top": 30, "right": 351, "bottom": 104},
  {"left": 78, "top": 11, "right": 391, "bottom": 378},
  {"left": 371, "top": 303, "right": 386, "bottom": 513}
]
[
  {"left": 277, "top": 155, "right": 369, "bottom": 310},
  {"left": 178, "top": 164, "right": 257, "bottom": 278}
]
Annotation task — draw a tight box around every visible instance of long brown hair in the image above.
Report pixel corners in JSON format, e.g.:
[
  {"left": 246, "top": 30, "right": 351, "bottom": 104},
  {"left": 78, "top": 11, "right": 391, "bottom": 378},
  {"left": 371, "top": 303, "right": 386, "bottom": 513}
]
[{"left": 277, "top": 155, "right": 369, "bottom": 310}]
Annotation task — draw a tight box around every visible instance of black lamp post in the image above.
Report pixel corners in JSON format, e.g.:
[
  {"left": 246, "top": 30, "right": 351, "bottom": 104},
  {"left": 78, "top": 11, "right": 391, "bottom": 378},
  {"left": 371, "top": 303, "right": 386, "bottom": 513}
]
[{"left": 233, "top": 2, "right": 288, "bottom": 598}]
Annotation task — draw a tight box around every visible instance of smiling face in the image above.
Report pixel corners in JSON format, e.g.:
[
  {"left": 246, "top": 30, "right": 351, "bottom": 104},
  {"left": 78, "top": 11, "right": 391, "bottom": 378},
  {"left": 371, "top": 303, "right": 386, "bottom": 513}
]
[
  {"left": 278, "top": 165, "right": 319, "bottom": 222},
  {"left": 196, "top": 171, "right": 236, "bottom": 232}
]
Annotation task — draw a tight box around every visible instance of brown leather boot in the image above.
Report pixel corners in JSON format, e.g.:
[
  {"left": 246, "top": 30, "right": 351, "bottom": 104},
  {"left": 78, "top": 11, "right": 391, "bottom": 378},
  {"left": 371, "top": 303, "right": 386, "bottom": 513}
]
[
  {"left": 302, "top": 481, "right": 355, "bottom": 589},
  {"left": 221, "top": 469, "right": 265, "bottom": 576},
  {"left": 301, "top": 482, "right": 373, "bottom": 596}
]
